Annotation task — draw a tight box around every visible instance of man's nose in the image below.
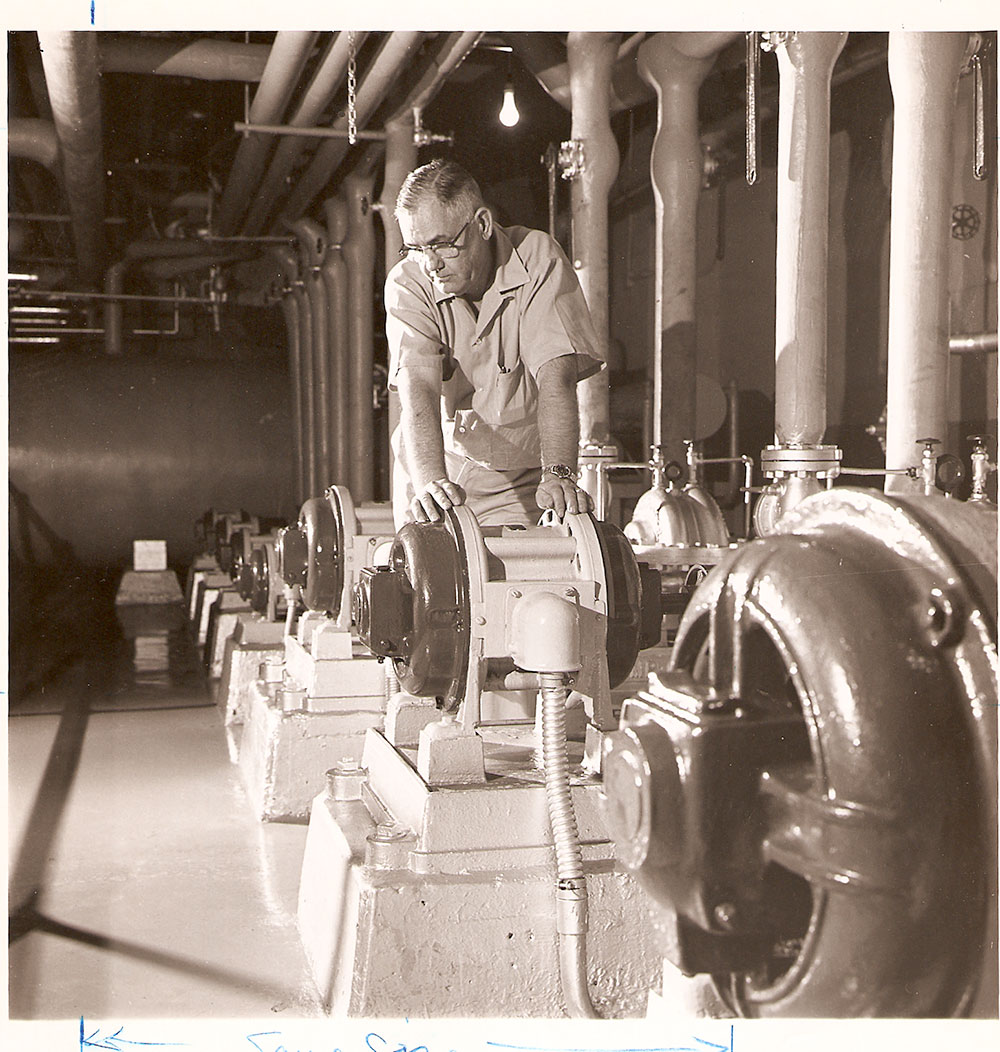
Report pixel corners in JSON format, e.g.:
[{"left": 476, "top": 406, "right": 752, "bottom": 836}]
[{"left": 422, "top": 249, "right": 444, "bottom": 273}]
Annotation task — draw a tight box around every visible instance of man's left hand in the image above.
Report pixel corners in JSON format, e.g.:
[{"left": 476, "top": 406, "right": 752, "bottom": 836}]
[{"left": 535, "top": 477, "right": 594, "bottom": 519}]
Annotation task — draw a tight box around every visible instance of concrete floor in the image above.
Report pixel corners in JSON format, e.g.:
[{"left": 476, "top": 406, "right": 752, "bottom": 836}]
[{"left": 7, "top": 571, "right": 324, "bottom": 1020}]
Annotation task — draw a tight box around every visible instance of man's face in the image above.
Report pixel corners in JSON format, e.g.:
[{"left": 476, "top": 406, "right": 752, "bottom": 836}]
[{"left": 398, "top": 200, "right": 492, "bottom": 300}]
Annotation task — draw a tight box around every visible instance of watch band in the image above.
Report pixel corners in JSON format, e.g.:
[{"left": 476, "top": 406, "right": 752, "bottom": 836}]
[{"left": 541, "top": 464, "right": 578, "bottom": 481}]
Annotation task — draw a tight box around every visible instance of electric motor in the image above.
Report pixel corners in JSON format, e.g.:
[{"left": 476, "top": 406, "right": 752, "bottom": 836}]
[
  {"left": 356, "top": 506, "right": 661, "bottom": 719},
  {"left": 602, "top": 488, "right": 998, "bottom": 1017}
]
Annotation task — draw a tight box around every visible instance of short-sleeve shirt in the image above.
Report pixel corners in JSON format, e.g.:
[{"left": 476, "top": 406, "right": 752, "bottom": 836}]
[{"left": 385, "top": 224, "right": 605, "bottom": 471}]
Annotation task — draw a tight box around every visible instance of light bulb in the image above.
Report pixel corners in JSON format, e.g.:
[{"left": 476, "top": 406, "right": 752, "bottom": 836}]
[{"left": 498, "top": 81, "right": 519, "bottom": 128}]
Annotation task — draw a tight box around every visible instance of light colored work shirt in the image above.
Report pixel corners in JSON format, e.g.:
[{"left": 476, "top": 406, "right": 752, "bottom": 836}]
[{"left": 385, "top": 223, "right": 605, "bottom": 472}]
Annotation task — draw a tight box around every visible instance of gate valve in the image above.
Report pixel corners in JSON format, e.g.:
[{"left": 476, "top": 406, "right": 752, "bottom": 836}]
[{"left": 968, "top": 434, "right": 997, "bottom": 502}]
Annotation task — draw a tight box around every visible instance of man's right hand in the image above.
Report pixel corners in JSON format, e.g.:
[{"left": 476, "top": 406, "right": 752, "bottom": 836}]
[{"left": 410, "top": 478, "right": 467, "bottom": 523}]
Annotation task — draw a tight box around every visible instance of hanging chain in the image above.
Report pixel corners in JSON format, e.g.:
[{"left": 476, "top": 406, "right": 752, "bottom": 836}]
[
  {"left": 347, "top": 31, "right": 358, "bottom": 146},
  {"left": 745, "top": 31, "right": 760, "bottom": 186}
]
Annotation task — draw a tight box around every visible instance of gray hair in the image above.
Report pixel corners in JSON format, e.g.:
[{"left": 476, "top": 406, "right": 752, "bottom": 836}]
[{"left": 395, "top": 159, "right": 484, "bottom": 222}]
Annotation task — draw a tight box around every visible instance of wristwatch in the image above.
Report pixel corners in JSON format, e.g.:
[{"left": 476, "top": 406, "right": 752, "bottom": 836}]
[{"left": 542, "top": 464, "right": 578, "bottom": 481}]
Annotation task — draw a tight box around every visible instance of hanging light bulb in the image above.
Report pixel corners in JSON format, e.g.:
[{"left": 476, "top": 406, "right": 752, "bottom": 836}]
[{"left": 498, "top": 76, "right": 520, "bottom": 128}]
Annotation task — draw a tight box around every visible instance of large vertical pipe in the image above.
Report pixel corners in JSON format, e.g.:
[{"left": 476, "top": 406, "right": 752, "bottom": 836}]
[
  {"left": 344, "top": 170, "right": 377, "bottom": 502},
  {"left": 566, "top": 32, "right": 620, "bottom": 449},
  {"left": 290, "top": 251, "right": 317, "bottom": 498},
  {"left": 272, "top": 247, "right": 307, "bottom": 504},
  {"left": 213, "top": 31, "right": 317, "bottom": 236},
  {"left": 884, "top": 32, "right": 969, "bottom": 495},
  {"left": 380, "top": 115, "right": 419, "bottom": 491},
  {"left": 36, "top": 31, "right": 106, "bottom": 287},
  {"left": 773, "top": 32, "right": 848, "bottom": 446},
  {"left": 637, "top": 33, "right": 736, "bottom": 467},
  {"left": 290, "top": 219, "right": 333, "bottom": 491},
  {"left": 322, "top": 197, "right": 353, "bottom": 486}
]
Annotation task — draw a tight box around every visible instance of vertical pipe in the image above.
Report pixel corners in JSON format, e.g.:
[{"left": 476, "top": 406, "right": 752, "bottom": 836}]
[
  {"left": 214, "top": 31, "right": 317, "bottom": 236},
  {"left": 36, "top": 31, "right": 106, "bottom": 286},
  {"left": 379, "top": 116, "right": 419, "bottom": 495},
  {"left": 884, "top": 32, "right": 969, "bottom": 495},
  {"left": 322, "top": 197, "right": 353, "bottom": 486},
  {"left": 344, "top": 171, "right": 377, "bottom": 502},
  {"left": 290, "top": 219, "right": 332, "bottom": 490},
  {"left": 637, "top": 33, "right": 736, "bottom": 467},
  {"left": 566, "top": 32, "right": 620, "bottom": 450},
  {"left": 103, "top": 260, "right": 128, "bottom": 356},
  {"left": 279, "top": 288, "right": 305, "bottom": 505},
  {"left": 290, "top": 254, "right": 317, "bottom": 498},
  {"left": 773, "top": 32, "right": 848, "bottom": 446}
]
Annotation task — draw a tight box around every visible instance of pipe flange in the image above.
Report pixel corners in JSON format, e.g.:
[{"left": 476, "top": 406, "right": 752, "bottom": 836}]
[{"left": 761, "top": 444, "right": 842, "bottom": 478}]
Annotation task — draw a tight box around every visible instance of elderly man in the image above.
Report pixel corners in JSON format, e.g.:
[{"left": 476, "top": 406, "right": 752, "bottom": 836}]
[{"left": 385, "top": 159, "right": 605, "bottom": 527}]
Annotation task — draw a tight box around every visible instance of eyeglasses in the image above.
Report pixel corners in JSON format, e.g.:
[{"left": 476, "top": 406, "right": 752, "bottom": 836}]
[{"left": 399, "top": 216, "right": 475, "bottom": 260}]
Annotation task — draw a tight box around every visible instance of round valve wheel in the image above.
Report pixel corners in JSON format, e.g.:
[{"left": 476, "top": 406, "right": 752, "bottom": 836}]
[{"left": 629, "top": 489, "right": 997, "bottom": 1017}]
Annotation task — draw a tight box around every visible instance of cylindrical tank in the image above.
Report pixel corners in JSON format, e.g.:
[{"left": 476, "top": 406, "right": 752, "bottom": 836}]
[{"left": 9, "top": 350, "right": 296, "bottom": 567}]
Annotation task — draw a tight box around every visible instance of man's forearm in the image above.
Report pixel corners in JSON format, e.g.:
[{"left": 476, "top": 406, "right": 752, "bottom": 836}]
[
  {"left": 397, "top": 369, "right": 448, "bottom": 488},
  {"left": 536, "top": 356, "right": 580, "bottom": 468}
]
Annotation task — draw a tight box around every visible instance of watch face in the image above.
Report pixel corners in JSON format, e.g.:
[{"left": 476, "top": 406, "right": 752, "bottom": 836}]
[{"left": 546, "top": 464, "right": 574, "bottom": 479}]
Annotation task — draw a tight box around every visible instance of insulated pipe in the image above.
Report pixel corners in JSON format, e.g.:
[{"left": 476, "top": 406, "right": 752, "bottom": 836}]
[
  {"left": 637, "top": 33, "right": 737, "bottom": 466},
  {"left": 36, "top": 31, "right": 106, "bottom": 287},
  {"left": 567, "top": 32, "right": 620, "bottom": 449},
  {"left": 773, "top": 33, "right": 848, "bottom": 446},
  {"left": 214, "top": 31, "right": 317, "bottom": 237},
  {"left": 322, "top": 197, "right": 353, "bottom": 486},
  {"left": 8, "top": 117, "right": 60, "bottom": 170},
  {"left": 884, "top": 33, "right": 969, "bottom": 496},
  {"left": 241, "top": 32, "right": 369, "bottom": 237},
  {"left": 271, "top": 246, "right": 307, "bottom": 503},
  {"left": 290, "top": 219, "right": 333, "bottom": 490},
  {"left": 276, "top": 32, "right": 425, "bottom": 226},
  {"left": 104, "top": 260, "right": 128, "bottom": 356},
  {"left": 344, "top": 170, "right": 377, "bottom": 502},
  {"left": 98, "top": 36, "right": 270, "bottom": 82},
  {"left": 291, "top": 256, "right": 318, "bottom": 498}
]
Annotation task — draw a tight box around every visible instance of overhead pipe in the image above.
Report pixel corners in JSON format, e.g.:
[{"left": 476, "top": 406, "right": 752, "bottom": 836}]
[
  {"left": 98, "top": 35, "right": 271, "bottom": 82},
  {"left": 271, "top": 247, "right": 307, "bottom": 504},
  {"left": 884, "top": 32, "right": 970, "bottom": 496},
  {"left": 343, "top": 168, "right": 378, "bottom": 502},
  {"left": 214, "top": 31, "right": 318, "bottom": 237},
  {"left": 322, "top": 197, "right": 353, "bottom": 486},
  {"left": 289, "top": 219, "right": 334, "bottom": 491},
  {"left": 637, "top": 32, "right": 739, "bottom": 468},
  {"left": 36, "top": 31, "right": 106, "bottom": 287},
  {"left": 241, "top": 32, "right": 370, "bottom": 237},
  {"left": 566, "top": 32, "right": 620, "bottom": 457},
  {"left": 8, "top": 117, "right": 60, "bottom": 170},
  {"left": 508, "top": 32, "right": 653, "bottom": 115},
  {"left": 276, "top": 32, "right": 425, "bottom": 226}
]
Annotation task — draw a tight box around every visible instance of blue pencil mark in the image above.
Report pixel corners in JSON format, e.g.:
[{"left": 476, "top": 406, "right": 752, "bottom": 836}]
[
  {"left": 90, "top": 1, "right": 95, "bottom": 25},
  {"left": 485, "top": 1029, "right": 734, "bottom": 1052},
  {"left": 81, "top": 1018, "right": 188, "bottom": 1051}
]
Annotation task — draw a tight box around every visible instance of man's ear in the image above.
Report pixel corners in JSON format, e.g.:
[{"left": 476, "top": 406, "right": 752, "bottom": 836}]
[{"left": 476, "top": 207, "right": 493, "bottom": 241}]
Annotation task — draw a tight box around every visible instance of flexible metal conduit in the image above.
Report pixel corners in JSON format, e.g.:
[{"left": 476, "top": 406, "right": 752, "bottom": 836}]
[
  {"left": 276, "top": 32, "right": 425, "bottom": 226},
  {"left": 36, "top": 31, "right": 106, "bottom": 287},
  {"left": 539, "top": 672, "right": 598, "bottom": 1019},
  {"left": 884, "top": 32, "right": 970, "bottom": 495},
  {"left": 241, "top": 32, "right": 370, "bottom": 237},
  {"left": 8, "top": 117, "right": 60, "bottom": 169},
  {"left": 214, "top": 31, "right": 318, "bottom": 237}
]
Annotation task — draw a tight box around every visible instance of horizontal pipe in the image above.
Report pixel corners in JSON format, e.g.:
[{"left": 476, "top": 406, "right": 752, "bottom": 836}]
[
  {"left": 950, "top": 332, "right": 998, "bottom": 353},
  {"left": 98, "top": 36, "right": 271, "bottom": 81},
  {"left": 235, "top": 120, "right": 386, "bottom": 141},
  {"left": 8, "top": 117, "right": 60, "bottom": 170},
  {"left": 13, "top": 289, "right": 217, "bottom": 304},
  {"left": 9, "top": 212, "right": 128, "bottom": 225}
]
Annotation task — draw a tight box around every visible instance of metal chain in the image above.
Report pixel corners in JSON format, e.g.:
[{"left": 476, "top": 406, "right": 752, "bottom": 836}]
[
  {"left": 972, "top": 51, "right": 985, "bottom": 180},
  {"left": 347, "top": 31, "right": 357, "bottom": 146},
  {"left": 745, "top": 31, "right": 760, "bottom": 186}
]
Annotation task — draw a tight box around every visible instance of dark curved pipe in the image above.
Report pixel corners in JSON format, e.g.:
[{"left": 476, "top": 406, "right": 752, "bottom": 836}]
[
  {"left": 8, "top": 117, "right": 60, "bottom": 170},
  {"left": 98, "top": 36, "right": 271, "bottom": 82}
]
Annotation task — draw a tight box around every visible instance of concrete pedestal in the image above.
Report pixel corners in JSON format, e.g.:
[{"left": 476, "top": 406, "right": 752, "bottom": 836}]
[
  {"left": 297, "top": 726, "right": 661, "bottom": 1017},
  {"left": 205, "top": 591, "right": 252, "bottom": 679},
  {"left": 193, "top": 574, "right": 234, "bottom": 647},
  {"left": 217, "top": 616, "right": 287, "bottom": 746}
]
